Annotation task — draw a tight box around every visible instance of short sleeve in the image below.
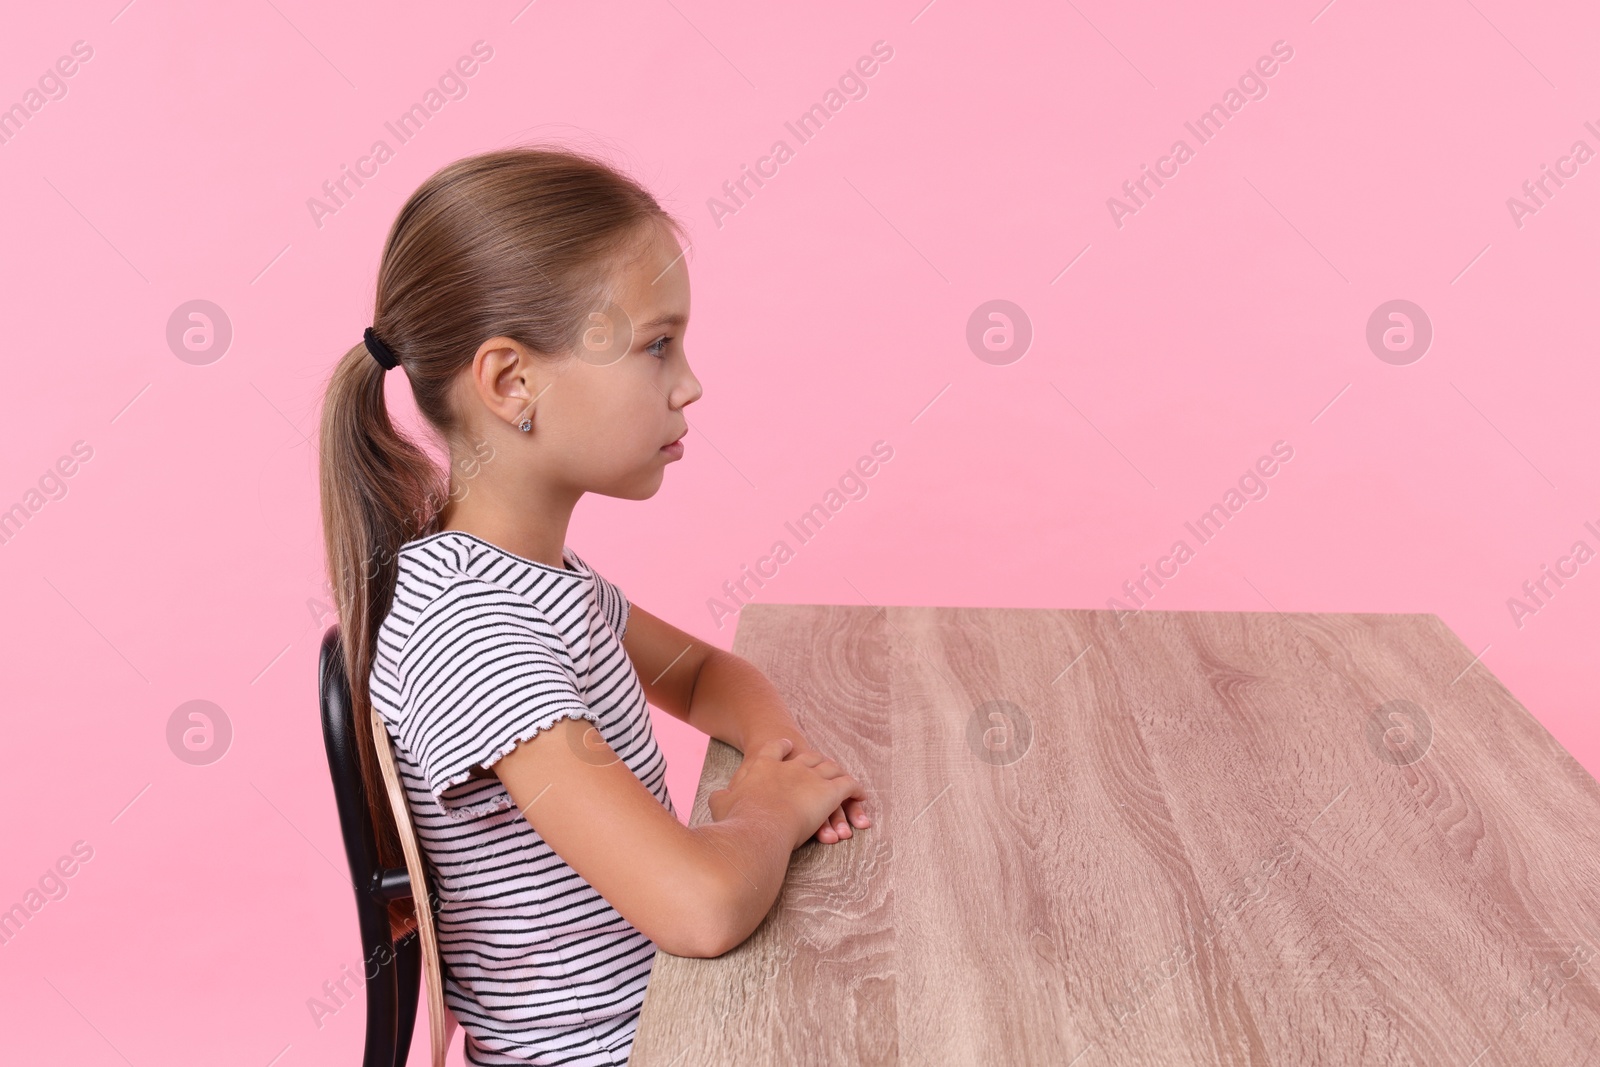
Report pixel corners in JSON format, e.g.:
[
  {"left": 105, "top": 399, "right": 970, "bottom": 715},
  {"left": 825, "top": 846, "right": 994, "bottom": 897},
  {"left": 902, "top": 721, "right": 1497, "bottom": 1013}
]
[
  {"left": 398, "top": 580, "right": 601, "bottom": 817},
  {"left": 568, "top": 549, "right": 631, "bottom": 640},
  {"left": 612, "top": 580, "right": 631, "bottom": 640}
]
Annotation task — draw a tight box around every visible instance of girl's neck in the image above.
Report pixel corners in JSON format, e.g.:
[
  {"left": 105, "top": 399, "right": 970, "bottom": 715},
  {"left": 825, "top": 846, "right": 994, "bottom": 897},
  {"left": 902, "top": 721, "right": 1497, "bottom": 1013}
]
[{"left": 435, "top": 498, "right": 574, "bottom": 572}]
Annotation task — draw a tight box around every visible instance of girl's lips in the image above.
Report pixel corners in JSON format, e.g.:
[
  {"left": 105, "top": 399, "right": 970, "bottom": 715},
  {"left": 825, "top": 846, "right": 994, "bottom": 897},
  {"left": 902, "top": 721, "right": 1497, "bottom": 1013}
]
[{"left": 661, "top": 439, "right": 684, "bottom": 459}]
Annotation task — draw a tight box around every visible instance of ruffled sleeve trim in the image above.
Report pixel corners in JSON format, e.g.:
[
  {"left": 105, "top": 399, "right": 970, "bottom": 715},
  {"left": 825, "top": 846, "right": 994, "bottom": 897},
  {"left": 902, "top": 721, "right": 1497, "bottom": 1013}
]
[{"left": 428, "top": 706, "right": 603, "bottom": 821}]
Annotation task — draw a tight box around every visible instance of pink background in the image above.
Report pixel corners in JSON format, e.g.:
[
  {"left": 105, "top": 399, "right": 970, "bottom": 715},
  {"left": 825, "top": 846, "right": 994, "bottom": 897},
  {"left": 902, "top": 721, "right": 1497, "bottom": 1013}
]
[{"left": 2, "top": 1, "right": 1597, "bottom": 1063}]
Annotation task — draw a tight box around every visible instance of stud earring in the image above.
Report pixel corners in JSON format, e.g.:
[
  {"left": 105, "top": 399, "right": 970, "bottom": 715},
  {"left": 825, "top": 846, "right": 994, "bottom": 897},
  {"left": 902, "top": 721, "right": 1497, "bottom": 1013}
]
[{"left": 518, "top": 418, "right": 531, "bottom": 432}]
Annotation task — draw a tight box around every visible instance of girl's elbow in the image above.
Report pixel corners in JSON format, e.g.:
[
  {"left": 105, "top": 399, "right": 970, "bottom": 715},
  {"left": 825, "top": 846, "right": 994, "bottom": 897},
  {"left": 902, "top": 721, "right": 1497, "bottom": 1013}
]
[
  {"left": 654, "top": 915, "right": 735, "bottom": 959},
  {"left": 646, "top": 866, "right": 740, "bottom": 959},
  {"left": 663, "top": 928, "right": 733, "bottom": 959}
]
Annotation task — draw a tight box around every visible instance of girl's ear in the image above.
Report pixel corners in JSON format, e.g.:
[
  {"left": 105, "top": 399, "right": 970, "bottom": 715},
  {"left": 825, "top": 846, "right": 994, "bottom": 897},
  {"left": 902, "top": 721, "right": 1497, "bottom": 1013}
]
[{"left": 467, "top": 337, "right": 545, "bottom": 431}]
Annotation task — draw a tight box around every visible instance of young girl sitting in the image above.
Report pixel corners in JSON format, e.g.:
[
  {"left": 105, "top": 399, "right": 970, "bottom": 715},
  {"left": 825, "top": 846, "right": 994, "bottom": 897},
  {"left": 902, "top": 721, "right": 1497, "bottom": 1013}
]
[{"left": 317, "top": 145, "right": 870, "bottom": 1066}]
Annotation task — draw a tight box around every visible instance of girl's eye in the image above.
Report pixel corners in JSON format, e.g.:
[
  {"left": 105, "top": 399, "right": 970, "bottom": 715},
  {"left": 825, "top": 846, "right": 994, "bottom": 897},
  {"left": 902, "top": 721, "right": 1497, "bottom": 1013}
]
[{"left": 647, "top": 336, "right": 673, "bottom": 359}]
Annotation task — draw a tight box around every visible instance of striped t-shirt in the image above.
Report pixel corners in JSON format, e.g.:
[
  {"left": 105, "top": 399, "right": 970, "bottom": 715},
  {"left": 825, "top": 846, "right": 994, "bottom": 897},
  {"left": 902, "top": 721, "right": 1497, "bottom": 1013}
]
[{"left": 368, "top": 528, "right": 676, "bottom": 1066}]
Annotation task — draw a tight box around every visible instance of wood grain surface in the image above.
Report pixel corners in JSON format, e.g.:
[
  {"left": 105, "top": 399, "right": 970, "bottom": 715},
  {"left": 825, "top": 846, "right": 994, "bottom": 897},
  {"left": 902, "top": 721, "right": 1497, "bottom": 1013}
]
[{"left": 628, "top": 604, "right": 1600, "bottom": 1066}]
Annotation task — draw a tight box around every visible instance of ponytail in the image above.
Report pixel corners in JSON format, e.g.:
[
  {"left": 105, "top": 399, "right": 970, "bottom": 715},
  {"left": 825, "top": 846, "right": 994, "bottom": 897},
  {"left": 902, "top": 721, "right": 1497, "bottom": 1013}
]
[{"left": 319, "top": 341, "right": 448, "bottom": 926}]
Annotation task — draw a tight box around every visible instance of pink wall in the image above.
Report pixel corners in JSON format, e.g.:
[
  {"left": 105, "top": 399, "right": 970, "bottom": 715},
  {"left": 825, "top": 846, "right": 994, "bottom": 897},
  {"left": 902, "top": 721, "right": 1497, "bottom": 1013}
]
[{"left": 2, "top": 1, "right": 1596, "bottom": 1063}]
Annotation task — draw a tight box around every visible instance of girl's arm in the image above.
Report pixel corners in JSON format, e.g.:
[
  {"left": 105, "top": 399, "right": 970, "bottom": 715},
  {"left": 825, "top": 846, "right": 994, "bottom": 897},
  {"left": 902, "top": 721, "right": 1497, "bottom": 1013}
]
[
  {"left": 622, "top": 603, "right": 803, "bottom": 753},
  {"left": 623, "top": 603, "right": 871, "bottom": 841},
  {"left": 493, "top": 720, "right": 857, "bottom": 958}
]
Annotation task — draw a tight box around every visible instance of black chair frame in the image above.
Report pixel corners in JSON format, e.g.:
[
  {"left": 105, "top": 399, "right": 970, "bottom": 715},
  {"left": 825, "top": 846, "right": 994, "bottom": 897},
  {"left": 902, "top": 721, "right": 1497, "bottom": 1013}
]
[{"left": 319, "top": 623, "right": 423, "bottom": 1067}]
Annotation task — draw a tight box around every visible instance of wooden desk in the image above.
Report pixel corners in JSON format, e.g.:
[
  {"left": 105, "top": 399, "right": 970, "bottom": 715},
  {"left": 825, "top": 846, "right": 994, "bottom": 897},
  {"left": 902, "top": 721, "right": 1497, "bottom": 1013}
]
[{"left": 629, "top": 604, "right": 1600, "bottom": 1066}]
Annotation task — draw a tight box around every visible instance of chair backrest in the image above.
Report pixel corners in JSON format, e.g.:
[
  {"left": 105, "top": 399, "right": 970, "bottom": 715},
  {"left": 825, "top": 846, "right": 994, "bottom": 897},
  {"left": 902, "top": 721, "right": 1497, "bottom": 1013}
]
[{"left": 319, "top": 623, "right": 454, "bottom": 1067}]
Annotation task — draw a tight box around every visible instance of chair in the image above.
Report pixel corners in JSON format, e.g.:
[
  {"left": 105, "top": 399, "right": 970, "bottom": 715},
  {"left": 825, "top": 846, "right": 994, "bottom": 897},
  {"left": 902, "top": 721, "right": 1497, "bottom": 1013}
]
[{"left": 320, "top": 624, "right": 458, "bottom": 1066}]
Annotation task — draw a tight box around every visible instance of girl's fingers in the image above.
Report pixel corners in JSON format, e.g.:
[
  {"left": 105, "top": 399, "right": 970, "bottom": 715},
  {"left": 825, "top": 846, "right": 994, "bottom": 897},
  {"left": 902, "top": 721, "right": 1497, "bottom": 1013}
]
[
  {"left": 813, "top": 797, "right": 871, "bottom": 843},
  {"left": 827, "top": 803, "right": 850, "bottom": 840},
  {"left": 844, "top": 796, "right": 871, "bottom": 827},
  {"left": 791, "top": 749, "right": 869, "bottom": 839},
  {"left": 812, "top": 805, "right": 847, "bottom": 844}
]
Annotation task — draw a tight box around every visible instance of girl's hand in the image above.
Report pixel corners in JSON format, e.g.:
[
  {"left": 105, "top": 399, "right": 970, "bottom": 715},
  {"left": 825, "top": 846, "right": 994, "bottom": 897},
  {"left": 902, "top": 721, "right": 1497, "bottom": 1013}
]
[
  {"left": 778, "top": 742, "right": 871, "bottom": 844},
  {"left": 716, "top": 733, "right": 872, "bottom": 844},
  {"left": 706, "top": 738, "right": 864, "bottom": 851}
]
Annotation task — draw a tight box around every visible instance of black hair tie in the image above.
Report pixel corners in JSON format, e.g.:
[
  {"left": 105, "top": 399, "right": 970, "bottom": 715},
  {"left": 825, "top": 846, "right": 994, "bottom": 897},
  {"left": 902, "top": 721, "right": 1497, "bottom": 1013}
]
[{"left": 364, "top": 326, "right": 398, "bottom": 370}]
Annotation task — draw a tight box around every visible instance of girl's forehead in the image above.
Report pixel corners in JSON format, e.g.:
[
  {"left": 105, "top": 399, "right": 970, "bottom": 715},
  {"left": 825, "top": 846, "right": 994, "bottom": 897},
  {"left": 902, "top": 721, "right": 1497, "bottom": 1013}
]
[
  {"left": 609, "top": 235, "right": 690, "bottom": 315},
  {"left": 625, "top": 229, "right": 689, "bottom": 281}
]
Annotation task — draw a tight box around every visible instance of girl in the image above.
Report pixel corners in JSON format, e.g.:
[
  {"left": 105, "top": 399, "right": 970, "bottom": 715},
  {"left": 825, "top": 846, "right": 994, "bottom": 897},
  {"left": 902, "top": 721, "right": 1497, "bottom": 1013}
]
[{"left": 317, "top": 145, "right": 870, "bottom": 1066}]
